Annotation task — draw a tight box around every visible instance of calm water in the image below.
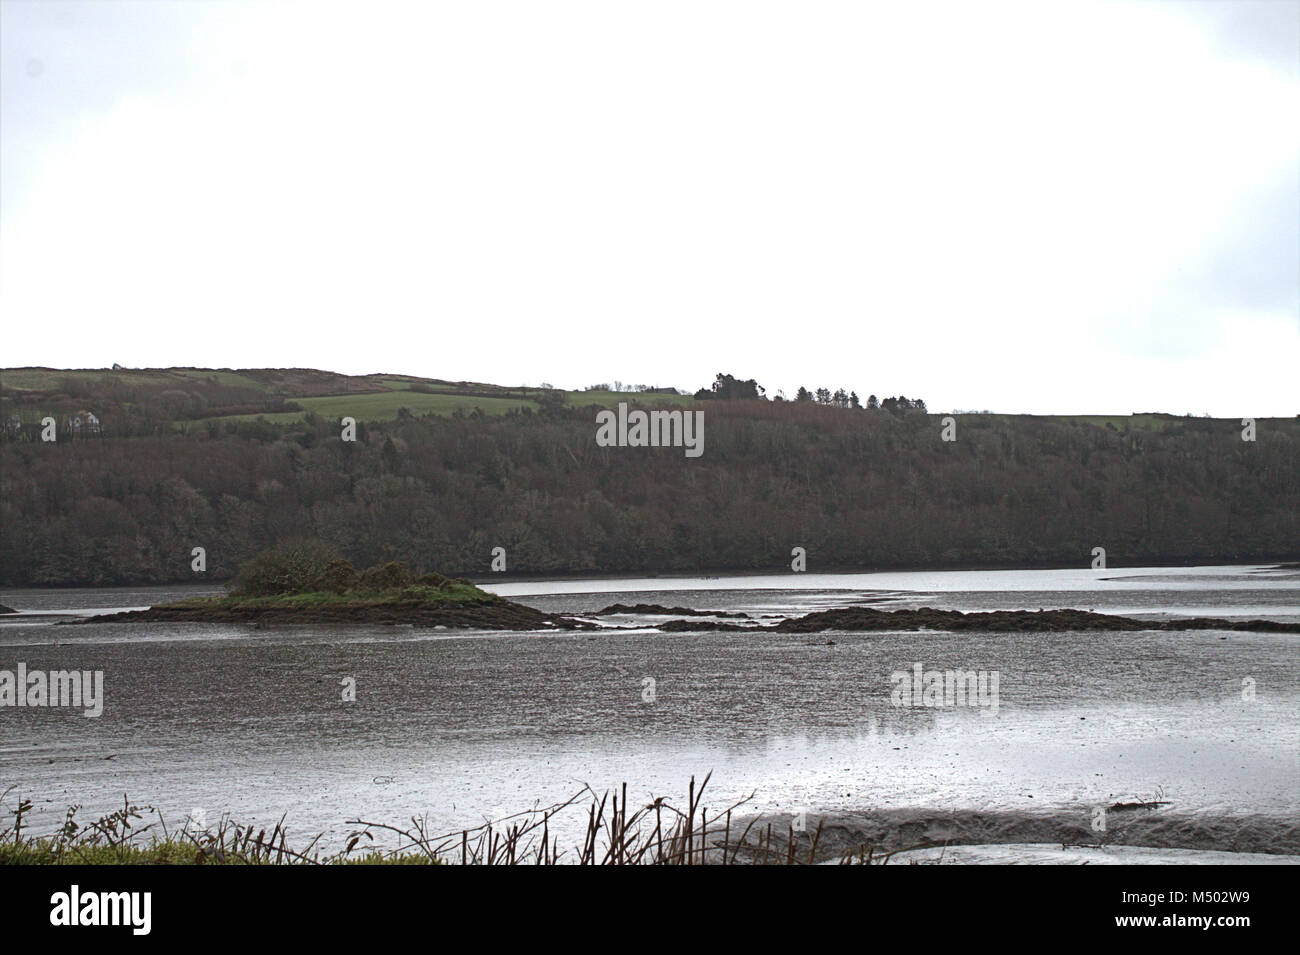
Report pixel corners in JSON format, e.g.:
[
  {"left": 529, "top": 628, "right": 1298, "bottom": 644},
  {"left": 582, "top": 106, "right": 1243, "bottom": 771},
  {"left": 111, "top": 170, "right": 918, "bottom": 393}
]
[{"left": 1, "top": 565, "right": 1297, "bottom": 854}]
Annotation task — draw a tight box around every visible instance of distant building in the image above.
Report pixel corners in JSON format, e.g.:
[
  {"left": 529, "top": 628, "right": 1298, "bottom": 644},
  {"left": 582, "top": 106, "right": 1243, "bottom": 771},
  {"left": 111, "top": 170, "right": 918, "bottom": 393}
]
[
  {"left": 65, "top": 410, "right": 101, "bottom": 435},
  {"left": 4, "top": 414, "right": 20, "bottom": 435}
]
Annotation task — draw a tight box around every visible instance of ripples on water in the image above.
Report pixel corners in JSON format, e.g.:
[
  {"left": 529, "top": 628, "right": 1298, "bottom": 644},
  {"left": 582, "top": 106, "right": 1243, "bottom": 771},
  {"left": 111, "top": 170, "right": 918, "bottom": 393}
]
[{"left": 0, "top": 565, "right": 1296, "bottom": 854}]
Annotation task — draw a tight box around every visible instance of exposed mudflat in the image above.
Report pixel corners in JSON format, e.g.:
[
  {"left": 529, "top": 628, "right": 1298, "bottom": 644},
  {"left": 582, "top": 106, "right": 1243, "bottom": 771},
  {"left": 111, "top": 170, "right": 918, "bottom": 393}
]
[
  {"left": 73, "top": 599, "right": 1300, "bottom": 635},
  {"left": 74, "top": 598, "right": 588, "bottom": 631},
  {"left": 885, "top": 844, "right": 1300, "bottom": 865},
  {"left": 658, "top": 606, "right": 1300, "bottom": 634},
  {"left": 2, "top": 565, "right": 1296, "bottom": 861},
  {"left": 720, "top": 805, "right": 1300, "bottom": 863},
  {"left": 591, "top": 603, "right": 749, "bottom": 618}
]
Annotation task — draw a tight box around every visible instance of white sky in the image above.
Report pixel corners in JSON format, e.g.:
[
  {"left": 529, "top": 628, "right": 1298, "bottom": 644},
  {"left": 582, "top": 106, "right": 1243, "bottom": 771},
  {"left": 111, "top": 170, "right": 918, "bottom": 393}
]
[{"left": 2, "top": 0, "right": 1297, "bottom": 414}]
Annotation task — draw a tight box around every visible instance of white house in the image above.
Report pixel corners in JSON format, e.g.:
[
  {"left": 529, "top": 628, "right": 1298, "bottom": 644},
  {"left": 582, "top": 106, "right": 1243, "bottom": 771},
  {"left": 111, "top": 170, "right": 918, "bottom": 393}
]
[{"left": 66, "top": 410, "right": 101, "bottom": 434}]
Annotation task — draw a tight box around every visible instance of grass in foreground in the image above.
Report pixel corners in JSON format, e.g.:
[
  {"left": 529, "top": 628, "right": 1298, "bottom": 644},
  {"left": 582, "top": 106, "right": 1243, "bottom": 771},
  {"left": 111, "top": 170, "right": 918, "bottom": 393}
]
[
  {"left": 1, "top": 778, "right": 905, "bottom": 865},
  {"left": 0, "top": 795, "right": 436, "bottom": 865}
]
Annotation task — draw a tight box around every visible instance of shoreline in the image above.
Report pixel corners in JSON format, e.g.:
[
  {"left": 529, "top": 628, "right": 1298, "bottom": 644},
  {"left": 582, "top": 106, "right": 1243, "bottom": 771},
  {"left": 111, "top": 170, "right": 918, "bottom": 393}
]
[
  {"left": 63, "top": 600, "right": 1300, "bottom": 634},
  {"left": 6, "top": 558, "right": 1299, "bottom": 594},
  {"left": 5, "top": 793, "right": 1295, "bottom": 864},
  {"left": 72, "top": 594, "right": 591, "bottom": 630}
]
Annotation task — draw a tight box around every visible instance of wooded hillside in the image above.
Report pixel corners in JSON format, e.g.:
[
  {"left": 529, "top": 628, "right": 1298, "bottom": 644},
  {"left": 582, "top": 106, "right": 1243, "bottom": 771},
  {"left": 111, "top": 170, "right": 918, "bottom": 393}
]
[{"left": 2, "top": 372, "right": 1295, "bottom": 585}]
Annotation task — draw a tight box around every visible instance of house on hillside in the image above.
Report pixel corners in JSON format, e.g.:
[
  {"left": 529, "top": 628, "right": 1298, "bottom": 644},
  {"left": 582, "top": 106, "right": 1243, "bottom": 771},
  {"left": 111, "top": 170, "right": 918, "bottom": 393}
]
[{"left": 65, "top": 410, "right": 101, "bottom": 435}]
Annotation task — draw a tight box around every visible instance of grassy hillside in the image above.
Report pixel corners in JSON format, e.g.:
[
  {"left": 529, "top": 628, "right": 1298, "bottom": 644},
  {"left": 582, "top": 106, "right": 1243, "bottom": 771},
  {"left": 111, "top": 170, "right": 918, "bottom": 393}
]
[
  {"left": 0, "top": 366, "right": 699, "bottom": 426},
  {"left": 1, "top": 366, "right": 1275, "bottom": 430},
  {"left": 214, "top": 390, "right": 542, "bottom": 424}
]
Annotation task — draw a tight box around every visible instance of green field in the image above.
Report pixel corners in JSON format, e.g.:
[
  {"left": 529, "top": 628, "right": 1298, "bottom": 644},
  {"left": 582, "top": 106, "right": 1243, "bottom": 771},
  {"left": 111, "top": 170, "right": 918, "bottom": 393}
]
[
  {"left": 568, "top": 389, "right": 696, "bottom": 408},
  {"left": 200, "top": 384, "right": 699, "bottom": 424},
  {"left": 5, "top": 367, "right": 1285, "bottom": 429},
  {"left": 0, "top": 367, "right": 181, "bottom": 391},
  {"left": 212, "top": 390, "right": 541, "bottom": 424}
]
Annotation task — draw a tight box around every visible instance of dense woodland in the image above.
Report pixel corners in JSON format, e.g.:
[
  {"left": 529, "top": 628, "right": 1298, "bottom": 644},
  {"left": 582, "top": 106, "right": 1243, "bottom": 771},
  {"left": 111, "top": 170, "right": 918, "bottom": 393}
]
[{"left": 1, "top": 384, "right": 1296, "bottom": 586}]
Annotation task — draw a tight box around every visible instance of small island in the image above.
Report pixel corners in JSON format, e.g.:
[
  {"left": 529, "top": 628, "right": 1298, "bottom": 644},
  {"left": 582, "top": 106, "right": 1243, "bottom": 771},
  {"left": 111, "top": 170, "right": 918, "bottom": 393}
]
[
  {"left": 73, "top": 542, "right": 1300, "bottom": 635},
  {"left": 83, "top": 541, "right": 584, "bottom": 630}
]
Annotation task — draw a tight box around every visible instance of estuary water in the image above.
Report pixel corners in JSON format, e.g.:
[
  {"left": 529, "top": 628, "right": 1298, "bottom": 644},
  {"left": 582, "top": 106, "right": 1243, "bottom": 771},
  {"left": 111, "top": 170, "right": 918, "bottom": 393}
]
[{"left": 1, "top": 564, "right": 1297, "bottom": 860}]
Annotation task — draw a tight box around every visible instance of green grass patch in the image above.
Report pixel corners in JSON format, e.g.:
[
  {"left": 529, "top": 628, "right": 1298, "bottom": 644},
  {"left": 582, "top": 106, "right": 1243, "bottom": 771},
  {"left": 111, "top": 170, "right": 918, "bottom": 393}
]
[
  {"left": 210, "top": 390, "right": 539, "bottom": 424},
  {"left": 0, "top": 367, "right": 179, "bottom": 392},
  {"left": 565, "top": 389, "right": 696, "bottom": 408},
  {"left": 0, "top": 841, "right": 439, "bottom": 867}
]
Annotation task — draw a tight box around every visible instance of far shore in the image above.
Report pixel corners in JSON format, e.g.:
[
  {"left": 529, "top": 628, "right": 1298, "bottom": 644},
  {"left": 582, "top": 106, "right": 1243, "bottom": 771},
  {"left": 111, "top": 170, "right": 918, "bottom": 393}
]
[{"left": 4, "top": 558, "right": 1298, "bottom": 594}]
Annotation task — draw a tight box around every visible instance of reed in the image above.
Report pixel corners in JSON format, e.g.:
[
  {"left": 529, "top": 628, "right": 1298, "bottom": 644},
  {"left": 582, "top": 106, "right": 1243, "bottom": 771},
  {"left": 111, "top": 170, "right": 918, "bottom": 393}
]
[{"left": 1, "top": 779, "right": 892, "bottom": 865}]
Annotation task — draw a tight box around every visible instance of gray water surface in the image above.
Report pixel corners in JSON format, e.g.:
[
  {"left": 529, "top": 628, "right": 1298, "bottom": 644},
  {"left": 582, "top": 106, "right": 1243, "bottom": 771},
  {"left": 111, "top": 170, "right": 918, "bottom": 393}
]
[{"left": 1, "top": 564, "right": 1296, "bottom": 855}]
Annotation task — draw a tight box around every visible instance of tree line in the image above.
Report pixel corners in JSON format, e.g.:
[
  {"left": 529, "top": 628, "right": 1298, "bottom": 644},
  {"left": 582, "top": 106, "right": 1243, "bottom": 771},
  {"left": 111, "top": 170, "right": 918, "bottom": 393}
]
[
  {"left": 1, "top": 396, "right": 1296, "bottom": 586},
  {"left": 691, "top": 372, "right": 925, "bottom": 412}
]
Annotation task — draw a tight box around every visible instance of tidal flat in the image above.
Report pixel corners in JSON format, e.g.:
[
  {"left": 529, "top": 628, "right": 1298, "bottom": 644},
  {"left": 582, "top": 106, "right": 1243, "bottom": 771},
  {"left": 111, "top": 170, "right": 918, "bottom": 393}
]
[{"left": 1, "top": 564, "right": 1296, "bottom": 863}]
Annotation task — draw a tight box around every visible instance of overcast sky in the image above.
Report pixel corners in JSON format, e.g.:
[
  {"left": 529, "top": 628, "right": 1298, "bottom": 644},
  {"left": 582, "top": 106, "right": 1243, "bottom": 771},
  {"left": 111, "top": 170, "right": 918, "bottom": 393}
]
[{"left": 2, "top": 0, "right": 1297, "bottom": 414}]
